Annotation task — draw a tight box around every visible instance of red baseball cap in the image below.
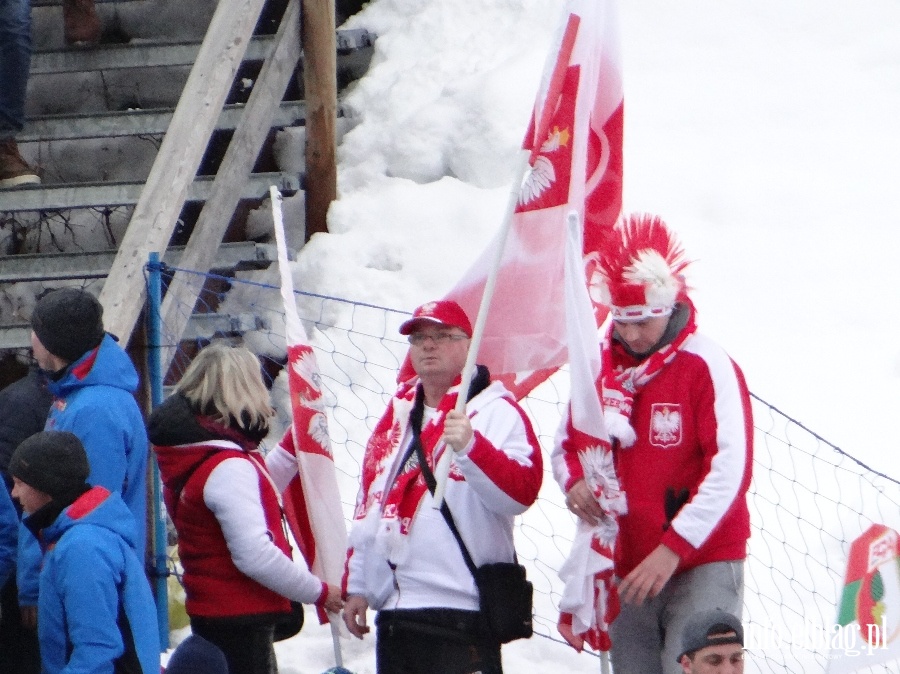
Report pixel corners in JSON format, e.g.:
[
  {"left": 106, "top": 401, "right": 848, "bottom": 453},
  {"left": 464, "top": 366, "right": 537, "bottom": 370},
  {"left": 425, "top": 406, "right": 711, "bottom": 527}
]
[{"left": 399, "top": 300, "right": 473, "bottom": 337}]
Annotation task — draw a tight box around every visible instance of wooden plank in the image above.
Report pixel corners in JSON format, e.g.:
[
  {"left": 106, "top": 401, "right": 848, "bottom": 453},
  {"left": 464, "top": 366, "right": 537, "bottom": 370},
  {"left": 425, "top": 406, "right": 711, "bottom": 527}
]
[
  {"left": 98, "top": 0, "right": 269, "bottom": 347},
  {"left": 302, "top": 0, "right": 338, "bottom": 240},
  {"left": 156, "top": 0, "right": 302, "bottom": 371}
]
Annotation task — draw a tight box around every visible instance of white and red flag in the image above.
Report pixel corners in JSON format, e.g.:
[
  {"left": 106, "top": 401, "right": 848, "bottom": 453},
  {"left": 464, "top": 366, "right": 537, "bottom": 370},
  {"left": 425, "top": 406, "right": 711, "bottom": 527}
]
[
  {"left": 270, "top": 188, "right": 348, "bottom": 627},
  {"left": 435, "top": 0, "right": 626, "bottom": 656},
  {"left": 436, "top": 0, "right": 624, "bottom": 400}
]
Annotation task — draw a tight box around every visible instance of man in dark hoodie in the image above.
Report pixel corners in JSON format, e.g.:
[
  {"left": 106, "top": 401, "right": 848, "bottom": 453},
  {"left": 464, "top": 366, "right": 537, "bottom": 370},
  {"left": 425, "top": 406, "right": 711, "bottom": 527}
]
[
  {"left": 18, "top": 287, "right": 149, "bottom": 626},
  {"left": 0, "top": 364, "right": 51, "bottom": 674},
  {"left": 10, "top": 431, "right": 159, "bottom": 673}
]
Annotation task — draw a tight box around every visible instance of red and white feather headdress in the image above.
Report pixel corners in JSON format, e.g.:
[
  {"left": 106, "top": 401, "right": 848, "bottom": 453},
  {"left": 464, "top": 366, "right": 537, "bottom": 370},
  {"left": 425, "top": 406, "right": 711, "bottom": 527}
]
[{"left": 596, "top": 213, "right": 691, "bottom": 322}]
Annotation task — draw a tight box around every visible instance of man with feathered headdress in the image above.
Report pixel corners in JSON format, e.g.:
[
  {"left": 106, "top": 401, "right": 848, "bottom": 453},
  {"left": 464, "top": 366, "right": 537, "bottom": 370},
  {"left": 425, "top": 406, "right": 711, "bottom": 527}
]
[{"left": 553, "top": 213, "right": 753, "bottom": 674}]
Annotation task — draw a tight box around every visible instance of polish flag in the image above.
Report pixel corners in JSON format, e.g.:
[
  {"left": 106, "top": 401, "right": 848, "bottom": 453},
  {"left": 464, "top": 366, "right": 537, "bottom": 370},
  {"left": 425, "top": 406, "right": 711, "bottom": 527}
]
[
  {"left": 271, "top": 188, "right": 348, "bottom": 624},
  {"left": 442, "top": 0, "right": 623, "bottom": 400},
  {"left": 439, "top": 0, "right": 626, "bottom": 654}
]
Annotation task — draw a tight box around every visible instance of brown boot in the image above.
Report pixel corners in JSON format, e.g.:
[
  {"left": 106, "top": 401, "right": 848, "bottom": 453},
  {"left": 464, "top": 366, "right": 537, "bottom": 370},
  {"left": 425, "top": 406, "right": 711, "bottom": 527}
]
[
  {"left": 0, "top": 138, "right": 41, "bottom": 189},
  {"left": 63, "top": 0, "right": 101, "bottom": 46}
]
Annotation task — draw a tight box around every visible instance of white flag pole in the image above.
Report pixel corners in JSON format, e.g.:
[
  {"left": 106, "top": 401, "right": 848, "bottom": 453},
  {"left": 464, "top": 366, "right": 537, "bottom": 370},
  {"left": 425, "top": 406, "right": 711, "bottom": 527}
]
[
  {"left": 270, "top": 186, "right": 304, "bottom": 345},
  {"left": 431, "top": 149, "right": 529, "bottom": 508}
]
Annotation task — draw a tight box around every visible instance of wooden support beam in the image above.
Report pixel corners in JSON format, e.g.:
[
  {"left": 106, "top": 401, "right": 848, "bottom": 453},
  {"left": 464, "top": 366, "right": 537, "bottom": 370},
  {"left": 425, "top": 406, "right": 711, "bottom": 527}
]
[
  {"left": 156, "top": 0, "right": 302, "bottom": 372},
  {"left": 98, "top": 0, "right": 269, "bottom": 346},
  {"left": 302, "top": 0, "right": 338, "bottom": 240}
]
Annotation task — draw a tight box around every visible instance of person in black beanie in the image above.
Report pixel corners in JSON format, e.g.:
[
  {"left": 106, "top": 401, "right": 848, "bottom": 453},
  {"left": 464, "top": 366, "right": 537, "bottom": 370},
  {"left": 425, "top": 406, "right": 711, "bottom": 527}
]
[
  {"left": 17, "top": 288, "right": 149, "bottom": 631},
  {"left": 9, "top": 431, "right": 160, "bottom": 674},
  {"left": 9, "top": 431, "right": 90, "bottom": 509},
  {"left": 30, "top": 287, "right": 105, "bottom": 367}
]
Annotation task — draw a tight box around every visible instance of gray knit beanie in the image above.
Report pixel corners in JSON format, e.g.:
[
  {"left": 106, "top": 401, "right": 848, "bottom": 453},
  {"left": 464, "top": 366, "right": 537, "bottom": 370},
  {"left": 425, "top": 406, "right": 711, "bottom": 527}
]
[{"left": 31, "top": 288, "right": 105, "bottom": 363}]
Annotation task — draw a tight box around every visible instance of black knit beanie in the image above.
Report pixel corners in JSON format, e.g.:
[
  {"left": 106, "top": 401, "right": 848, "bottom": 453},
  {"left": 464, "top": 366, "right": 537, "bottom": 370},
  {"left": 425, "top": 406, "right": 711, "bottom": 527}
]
[
  {"left": 9, "top": 431, "right": 90, "bottom": 501},
  {"left": 31, "top": 288, "right": 105, "bottom": 363}
]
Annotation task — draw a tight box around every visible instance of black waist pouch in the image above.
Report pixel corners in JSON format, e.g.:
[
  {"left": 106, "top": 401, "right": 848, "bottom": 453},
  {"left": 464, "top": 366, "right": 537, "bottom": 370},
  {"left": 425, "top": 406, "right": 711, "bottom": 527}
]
[
  {"left": 273, "top": 601, "right": 305, "bottom": 642},
  {"left": 475, "top": 562, "right": 533, "bottom": 643}
]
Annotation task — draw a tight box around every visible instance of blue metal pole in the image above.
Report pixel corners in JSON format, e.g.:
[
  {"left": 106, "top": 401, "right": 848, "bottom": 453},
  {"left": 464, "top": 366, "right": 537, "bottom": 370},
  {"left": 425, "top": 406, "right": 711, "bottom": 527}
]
[{"left": 146, "top": 252, "right": 170, "bottom": 650}]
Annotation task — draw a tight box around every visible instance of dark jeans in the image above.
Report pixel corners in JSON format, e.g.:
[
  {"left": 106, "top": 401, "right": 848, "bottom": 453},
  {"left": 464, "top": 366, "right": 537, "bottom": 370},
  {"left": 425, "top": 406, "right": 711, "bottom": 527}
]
[
  {"left": 0, "top": 0, "right": 31, "bottom": 135},
  {"left": 191, "top": 617, "right": 278, "bottom": 674},
  {"left": 376, "top": 608, "right": 502, "bottom": 674},
  {"left": 0, "top": 577, "right": 41, "bottom": 674}
]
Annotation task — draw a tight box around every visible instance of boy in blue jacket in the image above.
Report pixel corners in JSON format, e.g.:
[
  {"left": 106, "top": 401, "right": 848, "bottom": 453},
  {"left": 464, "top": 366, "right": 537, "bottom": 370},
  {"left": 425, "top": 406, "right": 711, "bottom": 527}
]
[{"left": 10, "top": 431, "right": 159, "bottom": 674}]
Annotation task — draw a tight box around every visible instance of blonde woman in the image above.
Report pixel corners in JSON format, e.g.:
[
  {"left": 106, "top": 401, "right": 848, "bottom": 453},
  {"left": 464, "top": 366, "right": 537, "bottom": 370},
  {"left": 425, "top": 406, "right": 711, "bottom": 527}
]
[{"left": 149, "top": 343, "right": 341, "bottom": 674}]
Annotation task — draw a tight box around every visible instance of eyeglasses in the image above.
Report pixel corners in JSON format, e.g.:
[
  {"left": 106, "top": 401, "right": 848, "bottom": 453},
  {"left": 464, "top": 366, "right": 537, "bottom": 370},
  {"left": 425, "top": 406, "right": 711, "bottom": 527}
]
[{"left": 408, "top": 332, "right": 469, "bottom": 346}]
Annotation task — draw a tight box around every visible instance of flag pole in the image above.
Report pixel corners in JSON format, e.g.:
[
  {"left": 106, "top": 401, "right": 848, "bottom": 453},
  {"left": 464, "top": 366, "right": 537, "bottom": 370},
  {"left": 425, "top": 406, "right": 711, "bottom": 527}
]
[
  {"left": 270, "top": 191, "right": 305, "bottom": 344},
  {"left": 432, "top": 8, "right": 580, "bottom": 508},
  {"left": 432, "top": 150, "right": 529, "bottom": 506},
  {"left": 431, "top": 149, "right": 530, "bottom": 508}
]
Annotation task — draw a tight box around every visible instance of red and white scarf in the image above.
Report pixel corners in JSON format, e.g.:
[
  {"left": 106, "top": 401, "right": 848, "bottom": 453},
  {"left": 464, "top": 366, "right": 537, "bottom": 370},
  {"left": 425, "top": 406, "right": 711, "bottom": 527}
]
[
  {"left": 355, "top": 375, "right": 484, "bottom": 564},
  {"left": 599, "top": 301, "right": 698, "bottom": 446}
]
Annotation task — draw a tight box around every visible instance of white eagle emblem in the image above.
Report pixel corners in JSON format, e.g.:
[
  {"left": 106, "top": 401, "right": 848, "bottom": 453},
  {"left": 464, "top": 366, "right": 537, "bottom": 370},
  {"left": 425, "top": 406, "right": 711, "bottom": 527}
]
[
  {"left": 650, "top": 403, "right": 682, "bottom": 448},
  {"left": 307, "top": 412, "right": 332, "bottom": 455},
  {"left": 292, "top": 350, "right": 323, "bottom": 394},
  {"left": 418, "top": 301, "right": 438, "bottom": 317},
  {"left": 518, "top": 155, "right": 555, "bottom": 206}
]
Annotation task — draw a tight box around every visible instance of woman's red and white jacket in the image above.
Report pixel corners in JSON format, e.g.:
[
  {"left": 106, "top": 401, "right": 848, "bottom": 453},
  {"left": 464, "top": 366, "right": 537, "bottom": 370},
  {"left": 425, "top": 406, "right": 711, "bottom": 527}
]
[
  {"left": 553, "top": 327, "right": 753, "bottom": 578},
  {"left": 151, "top": 394, "right": 327, "bottom": 619}
]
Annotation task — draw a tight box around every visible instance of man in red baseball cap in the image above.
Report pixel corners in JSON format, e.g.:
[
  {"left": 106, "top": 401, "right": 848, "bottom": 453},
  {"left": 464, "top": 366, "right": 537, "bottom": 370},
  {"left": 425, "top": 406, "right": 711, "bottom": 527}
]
[{"left": 343, "top": 300, "right": 542, "bottom": 674}]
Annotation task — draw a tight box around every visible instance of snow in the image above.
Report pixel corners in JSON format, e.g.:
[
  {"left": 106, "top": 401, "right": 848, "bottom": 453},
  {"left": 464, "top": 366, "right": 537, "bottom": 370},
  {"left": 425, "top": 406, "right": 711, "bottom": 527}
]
[
  {"left": 292, "top": 0, "right": 900, "bottom": 483},
  {"left": 255, "top": 0, "right": 900, "bottom": 671}
]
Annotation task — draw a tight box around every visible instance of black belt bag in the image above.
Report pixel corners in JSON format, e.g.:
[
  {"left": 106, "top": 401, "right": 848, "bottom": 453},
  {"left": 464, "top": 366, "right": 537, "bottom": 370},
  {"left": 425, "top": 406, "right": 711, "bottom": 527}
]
[
  {"left": 472, "top": 562, "right": 533, "bottom": 643},
  {"left": 409, "top": 385, "right": 533, "bottom": 644}
]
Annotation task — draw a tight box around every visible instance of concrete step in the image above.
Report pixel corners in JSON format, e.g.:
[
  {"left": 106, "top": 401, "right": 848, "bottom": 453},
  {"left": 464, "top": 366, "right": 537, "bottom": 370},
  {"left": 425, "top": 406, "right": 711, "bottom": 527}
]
[
  {"left": 31, "top": 35, "right": 276, "bottom": 76},
  {"left": 0, "top": 241, "right": 286, "bottom": 284},
  {"left": 20, "top": 100, "right": 307, "bottom": 143},
  {"left": 0, "top": 171, "right": 299, "bottom": 213},
  {"left": 0, "top": 311, "right": 269, "bottom": 350},
  {"left": 30, "top": 28, "right": 373, "bottom": 76}
]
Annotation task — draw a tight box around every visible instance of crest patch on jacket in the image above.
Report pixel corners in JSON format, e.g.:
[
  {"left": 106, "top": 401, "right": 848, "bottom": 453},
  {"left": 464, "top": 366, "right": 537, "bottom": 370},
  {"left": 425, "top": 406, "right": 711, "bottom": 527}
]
[{"left": 650, "top": 403, "right": 682, "bottom": 448}]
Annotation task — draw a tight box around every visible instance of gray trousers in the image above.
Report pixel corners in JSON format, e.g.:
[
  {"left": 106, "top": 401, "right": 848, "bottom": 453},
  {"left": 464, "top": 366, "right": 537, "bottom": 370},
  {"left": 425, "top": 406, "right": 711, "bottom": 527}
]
[{"left": 609, "top": 560, "right": 744, "bottom": 674}]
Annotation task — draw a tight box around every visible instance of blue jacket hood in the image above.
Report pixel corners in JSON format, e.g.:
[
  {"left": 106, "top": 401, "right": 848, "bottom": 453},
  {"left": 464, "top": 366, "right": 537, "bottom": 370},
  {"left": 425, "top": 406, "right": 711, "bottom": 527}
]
[
  {"left": 42, "top": 487, "right": 139, "bottom": 554},
  {"left": 48, "top": 334, "right": 138, "bottom": 398}
]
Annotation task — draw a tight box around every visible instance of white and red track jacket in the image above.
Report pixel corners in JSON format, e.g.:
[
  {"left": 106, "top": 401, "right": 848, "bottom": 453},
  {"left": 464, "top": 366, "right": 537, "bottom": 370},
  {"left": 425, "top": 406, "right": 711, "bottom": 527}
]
[
  {"left": 346, "top": 376, "right": 542, "bottom": 611},
  {"left": 554, "top": 328, "right": 753, "bottom": 578}
]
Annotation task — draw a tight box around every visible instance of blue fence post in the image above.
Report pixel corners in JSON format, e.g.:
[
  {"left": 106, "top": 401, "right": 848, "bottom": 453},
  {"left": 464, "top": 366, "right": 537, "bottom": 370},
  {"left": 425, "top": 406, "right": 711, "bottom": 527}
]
[{"left": 146, "top": 253, "right": 170, "bottom": 650}]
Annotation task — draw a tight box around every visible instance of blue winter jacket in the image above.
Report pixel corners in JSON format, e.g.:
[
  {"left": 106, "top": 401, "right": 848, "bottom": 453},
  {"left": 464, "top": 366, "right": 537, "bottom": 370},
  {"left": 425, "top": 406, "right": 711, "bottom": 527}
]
[
  {"left": 30, "top": 486, "right": 159, "bottom": 674},
  {"left": 0, "top": 485, "right": 16, "bottom": 586},
  {"left": 19, "top": 334, "right": 149, "bottom": 606}
]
